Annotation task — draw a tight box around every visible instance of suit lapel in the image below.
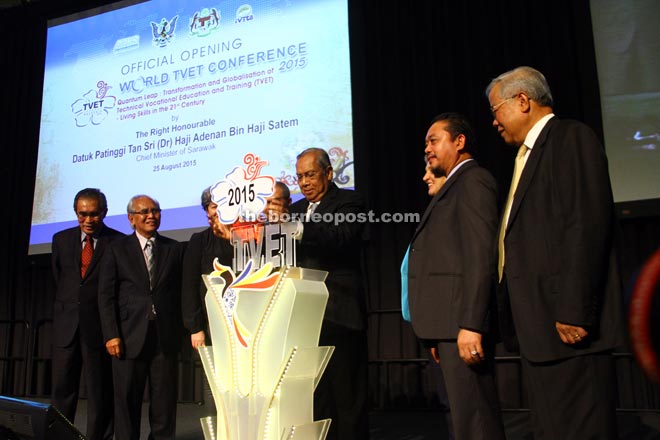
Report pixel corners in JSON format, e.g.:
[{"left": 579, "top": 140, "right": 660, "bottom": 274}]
[
  {"left": 314, "top": 183, "right": 339, "bottom": 214},
  {"left": 71, "top": 229, "right": 83, "bottom": 278},
  {"left": 129, "top": 233, "right": 151, "bottom": 287},
  {"left": 298, "top": 199, "right": 311, "bottom": 216},
  {"left": 83, "top": 227, "right": 108, "bottom": 278},
  {"left": 413, "top": 186, "right": 446, "bottom": 241},
  {"left": 151, "top": 235, "right": 171, "bottom": 290},
  {"left": 506, "top": 117, "right": 556, "bottom": 233},
  {"left": 411, "top": 160, "right": 474, "bottom": 242}
]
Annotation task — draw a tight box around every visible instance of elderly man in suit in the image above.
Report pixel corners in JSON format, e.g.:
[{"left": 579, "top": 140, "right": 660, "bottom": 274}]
[
  {"left": 289, "top": 147, "right": 368, "bottom": 440},
  {"left": 486, "top": 66, "right": 625, "bottom": 439},
  {"left": 51, "top": 188, "right": 123, "bottom": 440},
  {"left": 99, "top": 194, "right": 184, "bottom": 440},
  {"left": 407, "top": 113, "right": 506, "bottom": 440}
]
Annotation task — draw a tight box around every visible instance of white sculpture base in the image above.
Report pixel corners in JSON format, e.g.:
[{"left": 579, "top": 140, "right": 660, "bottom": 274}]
[{"left": 200, "top": 265, "right": 333, "bottom": 440}]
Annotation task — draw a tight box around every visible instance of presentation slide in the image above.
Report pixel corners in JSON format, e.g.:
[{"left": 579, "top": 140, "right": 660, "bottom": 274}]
[
  {"left": 29, "top": 0, "right": 354, "bottom": 254},
  {"left": 590, "top": 0, "right": 660, "bottom": 203}
]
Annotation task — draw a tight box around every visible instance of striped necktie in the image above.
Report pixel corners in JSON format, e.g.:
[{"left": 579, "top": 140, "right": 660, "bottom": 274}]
[
  {"left": 144, "top": 238, "right": 155, "bottom": 287},
  {"left": 144, "top": 238, "right": 157, "bottom": 318}
]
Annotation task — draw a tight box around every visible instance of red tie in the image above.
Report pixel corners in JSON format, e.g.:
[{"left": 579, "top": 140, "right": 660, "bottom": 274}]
[{"left": 81, "top": 235, "right": 94, "bottom": 277}]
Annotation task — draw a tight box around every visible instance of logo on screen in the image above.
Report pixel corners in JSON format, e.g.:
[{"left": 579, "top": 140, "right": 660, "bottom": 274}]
[
  {"left": 70, "top": 81, "right": 116, "bottom": 127},
  {"left": 190, "top": 7, "right": 221, "bottom": 36},
  {"left": 235, "top": 4, "right": 254, "bottom": 23},
  {"left": 151, "top": 15, "right": 179, "bottom": 48}
]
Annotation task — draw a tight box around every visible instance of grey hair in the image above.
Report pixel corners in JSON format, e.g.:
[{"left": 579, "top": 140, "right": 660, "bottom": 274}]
[
  {"left": 296, "top": 147, "right": 332, "bottom": 170},
  {"left": 486, "top": 66, "right": 554, "bottom": 107},
  {"left": 200, "top": 186, "right": 212, "bottom": 211},
  {"left": 126, "top": 194, "right": 160, "bottom": 213}
]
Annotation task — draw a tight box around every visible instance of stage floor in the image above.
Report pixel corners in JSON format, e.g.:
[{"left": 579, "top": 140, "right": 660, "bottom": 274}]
[{"left": 28, "top": 398, "right": 660, "bottom": 439}]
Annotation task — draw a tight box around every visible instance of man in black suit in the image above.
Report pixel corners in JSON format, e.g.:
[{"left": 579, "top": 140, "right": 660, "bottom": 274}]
[
  {"left": 51, "top": 188, "right": 123, "bottom": 440},
  {"left": 407, "top": 113, "right": 505, "bottom": 440},
  {"left": 486, "top": 66, "right": 625, "bottom": 439},
  {"left": 99, "top": 195, "right": 184, "bottom": 440},
  {"left": 289, "top": 148, "right": 368, "bottom": 440}
]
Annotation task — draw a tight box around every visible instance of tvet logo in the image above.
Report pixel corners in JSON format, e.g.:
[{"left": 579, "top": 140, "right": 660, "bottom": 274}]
[
  {"left": 235, "top": 4, "right": 254, "bottom": 23},
  {"left": 70, "top": 81, "right": 116, "bottom": 127}
]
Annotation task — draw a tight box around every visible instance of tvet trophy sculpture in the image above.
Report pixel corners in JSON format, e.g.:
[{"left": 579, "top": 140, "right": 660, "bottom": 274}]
[{"left": 196, "top": 154, "right": 334, "bottom": 439}]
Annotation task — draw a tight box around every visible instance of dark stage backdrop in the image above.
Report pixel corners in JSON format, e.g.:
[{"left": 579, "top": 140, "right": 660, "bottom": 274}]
[{"left": 1, "top": 0, "right": 659, "bottom": 419}]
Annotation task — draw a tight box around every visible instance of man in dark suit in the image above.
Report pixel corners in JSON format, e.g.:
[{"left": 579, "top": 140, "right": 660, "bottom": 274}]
[
  {"left": 407, "top": 113, "right": 505, "bottom": 440},
  {"left": 486, "top": 66, "right": 625, "bottom": 439},
  {"left": 289, "top": 148, "right": 368, "bottom": 440},
  {"left": 51, "top": 188, "right": 123, "bottom": 440},
  {"left": 99, "top": 194, "right": 184, "bottom": 440}
]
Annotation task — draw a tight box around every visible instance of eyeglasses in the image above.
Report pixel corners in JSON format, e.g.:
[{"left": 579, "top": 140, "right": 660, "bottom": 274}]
[
  {"left": 129, "top": 208, "right": 161, "bottom": 215},
  {"left": 296, "top": 169, "right": 324, "bottom": 181},
  {"left": 77, "top": 211, "right": 101, "bottom": 219},
  {"left": 490, "top": 95, "right": 517, "bottom": 116}
]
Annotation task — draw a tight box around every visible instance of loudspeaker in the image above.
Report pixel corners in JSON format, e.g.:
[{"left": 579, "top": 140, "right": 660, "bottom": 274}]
[{"left": 0, "top": 396, "right": 85, "bottom": 440}]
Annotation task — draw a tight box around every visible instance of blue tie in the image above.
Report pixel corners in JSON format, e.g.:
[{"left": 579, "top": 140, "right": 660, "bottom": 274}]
[{"left": 400, "top": 245, "right": 411, "bottom": 322}]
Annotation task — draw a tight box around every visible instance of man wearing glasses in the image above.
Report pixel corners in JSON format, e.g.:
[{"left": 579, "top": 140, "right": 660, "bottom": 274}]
[
  {"left": 51, "top": 188, "right": 123, "bottom": 440},
  {"left": 99, "top": 194, "right": 184, "bottom": 440},
  {"left": 289, "top": 148, "right": 369, "bottom": 440},
  {"left": 487, "top": 66, "right": 624, "bottom": 439}
]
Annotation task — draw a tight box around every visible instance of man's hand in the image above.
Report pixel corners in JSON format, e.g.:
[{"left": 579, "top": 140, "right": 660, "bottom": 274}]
[
  {"left": 556, "top": 321, "right": 588, "bottom": 345},
  {"left": 457, "top": 328, "right": 484, "bottom": 365},
  {"left": 264, "top": 196, "right": 289, "bottom": 223},
  {"left": 209, "top": 215, "right": 231, "bottom": 240},
  {"left": 106, "top": 337, "right": 123, "bottom": 358},
  {"left": 191, "top": 330, "right": 206, "bottom": 349},
  {"left": 430, "top": 347, "right": 440, "bottom": 364}
]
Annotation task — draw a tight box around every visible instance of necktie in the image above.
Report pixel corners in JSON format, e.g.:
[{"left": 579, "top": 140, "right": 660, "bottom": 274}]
[
  {"left": 305, "top": 201, "right": 318, "bottom": 222},
  {"left": 144, "top": 238, "right": 155, "bottom": 287},
  {"left": 145, "top": 238, "right": 157, "bottom": 318},
  {"left": 498, "top": 144, "right": 528, "bottom": 281},
  {"left": 80, "top": 235, "right": 93, "bottom": 277}
]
